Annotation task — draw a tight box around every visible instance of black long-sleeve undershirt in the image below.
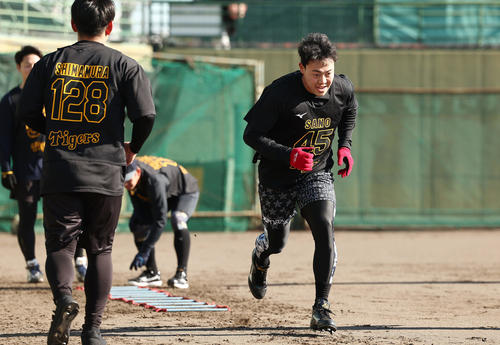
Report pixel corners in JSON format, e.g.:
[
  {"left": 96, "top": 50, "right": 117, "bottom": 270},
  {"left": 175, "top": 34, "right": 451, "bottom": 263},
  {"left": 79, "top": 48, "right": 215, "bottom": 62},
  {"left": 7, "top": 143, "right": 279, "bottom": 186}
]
[
  {"left": 129, "top": 114, "right": 155, "bottom": 153},
  {"left": 243, "top": 125, "right": 291, "bottom": 163}
]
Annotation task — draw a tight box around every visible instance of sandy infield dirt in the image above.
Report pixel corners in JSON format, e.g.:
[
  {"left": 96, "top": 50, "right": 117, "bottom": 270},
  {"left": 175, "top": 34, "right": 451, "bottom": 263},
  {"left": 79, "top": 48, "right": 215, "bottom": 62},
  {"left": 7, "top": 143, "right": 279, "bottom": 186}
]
[{"left": 0, "top": 229, "right": 499, "bottom": 345}]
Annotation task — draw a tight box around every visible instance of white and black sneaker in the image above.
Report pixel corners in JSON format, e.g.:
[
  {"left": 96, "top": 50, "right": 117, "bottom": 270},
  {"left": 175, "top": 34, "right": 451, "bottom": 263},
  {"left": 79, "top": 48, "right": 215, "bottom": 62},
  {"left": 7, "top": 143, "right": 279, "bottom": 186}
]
[
  {"left": 167, "top": 270, "right": 189, "bottom": 289},
  {"left": 75, "top": 256, "right": 88, "bottom": 283},
  {"left": 26, "top": 258, "right": 44, "bottom": 283},
  {"left": 128, "top": 270, "right": 163, "bottom": 287}
]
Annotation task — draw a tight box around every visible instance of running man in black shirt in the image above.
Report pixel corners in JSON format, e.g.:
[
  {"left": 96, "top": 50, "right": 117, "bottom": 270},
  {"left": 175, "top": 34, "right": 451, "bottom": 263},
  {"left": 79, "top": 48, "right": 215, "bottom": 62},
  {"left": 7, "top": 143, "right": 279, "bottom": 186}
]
[
  {"left": 18, "top": 1, "right": 156, "bottom": 344},
  {"left": 243, "top": 33, "right": 357, "bottom": 333},
  {"left": 0, "top": 45, "right": 88, "bottom": 284},
  {"left": 125, "top": 156, "right": 199, "bottom": 289}
]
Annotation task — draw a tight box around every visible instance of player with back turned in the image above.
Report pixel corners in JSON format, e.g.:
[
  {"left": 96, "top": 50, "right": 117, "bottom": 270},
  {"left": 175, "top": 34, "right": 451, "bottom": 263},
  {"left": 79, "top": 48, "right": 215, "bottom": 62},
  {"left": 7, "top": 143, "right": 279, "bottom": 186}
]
[
  {"left": 243, "top": 33, "right": 358, "bottom": 333},
  {"left": 0, "top": 45, "right": 88, "bottom": 284},
  {"left": 18, "top": 1, "right": 156, "bottom": 344},
  {"left": 0, "top": 46, "right": 46, "bottom": 283}
]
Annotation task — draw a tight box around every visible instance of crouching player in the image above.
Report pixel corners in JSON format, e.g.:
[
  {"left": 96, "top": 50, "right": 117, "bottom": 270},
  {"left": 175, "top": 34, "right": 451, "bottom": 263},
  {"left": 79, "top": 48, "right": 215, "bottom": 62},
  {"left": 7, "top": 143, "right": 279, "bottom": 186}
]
[{"left": 125, "top": 156, "right": 199, "bottom": 289}]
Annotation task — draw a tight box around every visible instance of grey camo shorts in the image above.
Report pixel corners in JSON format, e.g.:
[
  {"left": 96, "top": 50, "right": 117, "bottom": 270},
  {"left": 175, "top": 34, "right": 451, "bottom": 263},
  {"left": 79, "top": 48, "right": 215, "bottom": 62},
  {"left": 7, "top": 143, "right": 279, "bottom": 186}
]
[{"left": 258, "top": 171, "right": 336, "bottom": 228}]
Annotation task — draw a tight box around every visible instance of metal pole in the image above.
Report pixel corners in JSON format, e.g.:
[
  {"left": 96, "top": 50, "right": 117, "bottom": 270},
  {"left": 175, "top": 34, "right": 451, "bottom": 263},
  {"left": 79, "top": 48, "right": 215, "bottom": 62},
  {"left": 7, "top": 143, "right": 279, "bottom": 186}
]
[{"left": 23, "top": 0, "right": 28, "bottom": 34}]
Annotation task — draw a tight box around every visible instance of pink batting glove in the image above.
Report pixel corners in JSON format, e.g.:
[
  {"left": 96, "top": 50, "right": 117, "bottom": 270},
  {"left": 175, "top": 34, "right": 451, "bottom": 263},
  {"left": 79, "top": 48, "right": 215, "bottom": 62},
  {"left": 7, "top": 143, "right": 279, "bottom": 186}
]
[
  {"left": 290, "top": 147, "right": 314, "bottom": 171},
  {"left": 337, "top": 147, "right": 353, "bottom": 178}
]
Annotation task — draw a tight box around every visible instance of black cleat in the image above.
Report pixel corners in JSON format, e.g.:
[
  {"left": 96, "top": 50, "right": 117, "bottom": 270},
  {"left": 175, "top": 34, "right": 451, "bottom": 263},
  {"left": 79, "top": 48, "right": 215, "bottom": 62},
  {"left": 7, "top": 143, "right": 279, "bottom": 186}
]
[
  {"left": 81, "top": 327, "right": 106, "bottom": 345},
  {"left": 248, "top": 249, "right": 269, "bottom": 299},
  {"left": 47, "top": 295, "right": 79, "bottom": 345},
  {"left": 310, "top": 298, "right": 337, "bottom": 334}
]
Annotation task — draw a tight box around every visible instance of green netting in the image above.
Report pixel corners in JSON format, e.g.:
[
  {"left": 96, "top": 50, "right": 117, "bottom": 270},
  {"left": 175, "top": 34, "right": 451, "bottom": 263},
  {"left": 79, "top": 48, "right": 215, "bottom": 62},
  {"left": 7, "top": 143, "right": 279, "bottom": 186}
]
[
  {"left": 376, "top": 0, "right": 500, "bottom": 46},
  {"left": 126, "top": 59, "right": 256, "bottom": 231},
  {"left": 335, "top": 93, "right": 500, "bottom": 227},
  {"left": 2, "top": 52, "right": 500, "bottom": 231},
  {"left": 181, "top": 0, "right": 500, "bottom": 48},
  {"left": 230, "top": 1, "right": 374, "bottom": 45},
  {"left": 0, "top": 56, "right": 256, "bottom": 232}
]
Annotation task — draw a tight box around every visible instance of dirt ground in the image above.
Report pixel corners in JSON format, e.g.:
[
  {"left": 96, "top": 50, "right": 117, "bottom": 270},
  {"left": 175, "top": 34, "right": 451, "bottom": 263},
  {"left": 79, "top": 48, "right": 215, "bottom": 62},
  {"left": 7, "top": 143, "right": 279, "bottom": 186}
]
[{"left": 0, "top": 229, "right": 499, "bottom": 345}]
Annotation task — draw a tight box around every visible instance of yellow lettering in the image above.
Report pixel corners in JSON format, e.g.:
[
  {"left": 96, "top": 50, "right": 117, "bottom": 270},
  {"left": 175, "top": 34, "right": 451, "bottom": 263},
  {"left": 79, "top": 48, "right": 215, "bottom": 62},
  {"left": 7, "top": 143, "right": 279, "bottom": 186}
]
[
  {"left": 76, "top": 134, "right": 84, "bottom": 145},
  {"left": 60, "top": 63, "right": 68, "bottom": 75},
  {"left": 61, "top": 130, "right": 70, "bottom": 146},
  {"left": 67, "top": 135, "right": 77, "bottom": 150},
  {"left": 304, "top": 117, "right": 332, "bottom": 130},
  {"left": 70, "top": 64, "right": 78, "bottom": 76},
  {"left": 78, "top": 65, "right": 85, "bottom": 78},
  {"left": 52, "top": 63, "right": 109, "bottom": 79},
  {"left": 30, "top": 141, "right": 45, "bottom": 153},
  {"left": 48, "top": 130, "right": 61, "bottom": 146},
  {"left": 25, "top": 125, "right": 40, "bottom": 139},
  {"left": 137, "top": 156, "right": 178, "bottom": 170},
  {"left": 47, "top": 130, "right": 100, "bottom": 149}
]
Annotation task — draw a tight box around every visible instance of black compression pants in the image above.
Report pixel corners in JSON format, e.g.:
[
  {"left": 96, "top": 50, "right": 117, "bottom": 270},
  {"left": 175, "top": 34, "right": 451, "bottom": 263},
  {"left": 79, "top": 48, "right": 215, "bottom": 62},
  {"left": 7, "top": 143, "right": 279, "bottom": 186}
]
[
  {"left": 301, "top": 200, "right": 336, "bottom": 300},
  {"left": 257, "top": 200, "right": 336, "bottom": 301},
  {"left": 15, "top": 180, "right": 40, "bottom": 261},
  {"left": 132, "top": 218, "right": 191, "bottom": 273},
  {"left": 169, "top": 193, "right": 198, "bottom": 271},
  {"left": 16, "top": 197, "right": 38, "bottom": 261},
  {"left": 171, "top": 218, "right": 190, "bottom": 271},
  {"left": 130, "top": 192, "right": 198, "bottom": 273}
]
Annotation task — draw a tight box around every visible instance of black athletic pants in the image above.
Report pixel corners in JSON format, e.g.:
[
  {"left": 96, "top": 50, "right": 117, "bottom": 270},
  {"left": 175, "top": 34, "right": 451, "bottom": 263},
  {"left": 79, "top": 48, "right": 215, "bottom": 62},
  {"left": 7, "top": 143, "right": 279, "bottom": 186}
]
[
  {"left": 15, "top": 180, "right": 85, "bottom": 262},
  {"left": 15, "top": 180, "right": 40, "bottom": 261},
  {"left": 43, "top": 192, "right": 121, "bottom": 330}
]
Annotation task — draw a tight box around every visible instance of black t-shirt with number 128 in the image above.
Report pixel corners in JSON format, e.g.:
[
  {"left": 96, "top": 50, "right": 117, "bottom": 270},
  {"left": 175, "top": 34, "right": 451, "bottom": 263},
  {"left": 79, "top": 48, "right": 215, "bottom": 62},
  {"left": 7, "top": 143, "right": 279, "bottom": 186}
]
[{"left": 18, "top": 40, "right": 156, "bottom": 196}]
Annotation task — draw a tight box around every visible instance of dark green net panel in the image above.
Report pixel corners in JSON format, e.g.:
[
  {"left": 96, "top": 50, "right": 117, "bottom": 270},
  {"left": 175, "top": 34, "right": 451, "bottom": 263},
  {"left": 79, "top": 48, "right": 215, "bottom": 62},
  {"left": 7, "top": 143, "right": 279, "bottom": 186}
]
[{"left": 1, "top": 54, "right": 500, "bottom": 231}]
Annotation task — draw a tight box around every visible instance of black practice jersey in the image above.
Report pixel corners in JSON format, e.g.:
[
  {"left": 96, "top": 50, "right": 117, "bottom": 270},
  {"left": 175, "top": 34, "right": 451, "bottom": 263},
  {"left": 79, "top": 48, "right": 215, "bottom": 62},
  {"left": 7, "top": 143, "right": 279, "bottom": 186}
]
[
  {"left": 244, "top": 71, "right": 357, "bottom": 189},
  {"left": 18, "top": 40, "right": 156, "bottom": 195},
  {"left": 0, "top": 87, "right": 44, "bottom": 181},
  {"left": 128, "top": 156, "right": 199, "bottom": 252}
]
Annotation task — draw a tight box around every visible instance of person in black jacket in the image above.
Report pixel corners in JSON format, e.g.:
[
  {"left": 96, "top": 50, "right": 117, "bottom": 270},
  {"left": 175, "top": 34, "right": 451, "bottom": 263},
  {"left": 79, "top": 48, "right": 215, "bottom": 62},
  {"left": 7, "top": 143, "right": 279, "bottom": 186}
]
[
  {"left": 125, "top": 156, "right": 199, "bottom": 289},
  {"left": 17, "top": 1, "right": 156, "bottom": 344},
  {"left": 243, "top": 33, "right": 358, "bottom": 334},
  {"left": 0, "top": 45, "right": 87, "bottom": 284}
]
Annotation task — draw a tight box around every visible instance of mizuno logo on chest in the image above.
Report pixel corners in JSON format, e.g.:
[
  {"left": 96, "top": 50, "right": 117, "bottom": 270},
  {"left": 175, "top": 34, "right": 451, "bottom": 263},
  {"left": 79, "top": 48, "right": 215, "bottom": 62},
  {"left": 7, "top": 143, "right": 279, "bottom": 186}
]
[{"left": 304, "top": 118, "right": 331, "bottom": 129}]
